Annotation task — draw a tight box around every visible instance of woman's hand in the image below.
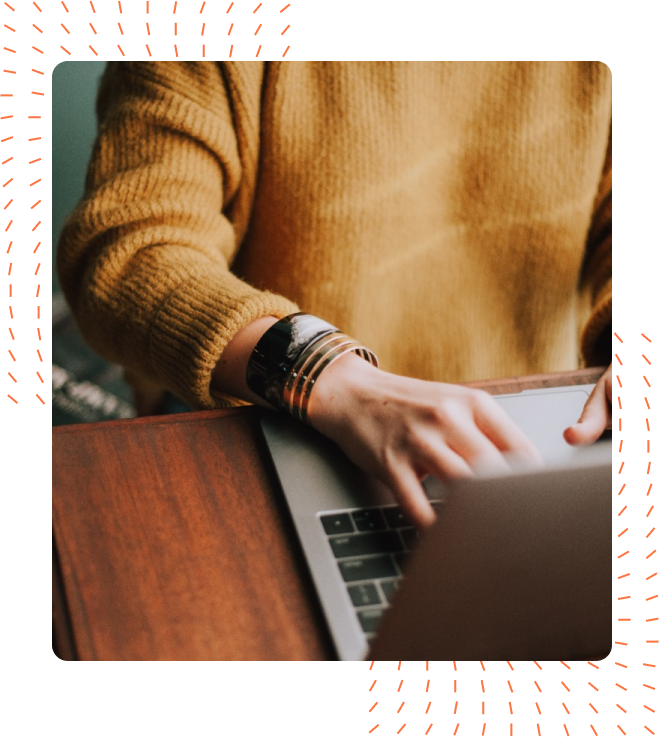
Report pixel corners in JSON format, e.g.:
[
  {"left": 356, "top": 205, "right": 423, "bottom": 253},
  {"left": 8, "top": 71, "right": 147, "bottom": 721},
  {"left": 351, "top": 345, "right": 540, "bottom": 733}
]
[
  {"left": 213, "top": 317, "right": 542, "bottom": 530},
  {"left": 563, "top": 363, "right": 613, "bottom": 445},
  {"left": 308, "top": 354, "right": 543, "bottom": 529}
]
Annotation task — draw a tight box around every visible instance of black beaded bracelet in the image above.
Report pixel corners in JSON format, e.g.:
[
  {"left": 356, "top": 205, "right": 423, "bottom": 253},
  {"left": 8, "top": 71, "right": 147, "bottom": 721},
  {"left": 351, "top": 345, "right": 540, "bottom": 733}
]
[{"left": 246, "top": 313, "right": 339, "bottom": 409}]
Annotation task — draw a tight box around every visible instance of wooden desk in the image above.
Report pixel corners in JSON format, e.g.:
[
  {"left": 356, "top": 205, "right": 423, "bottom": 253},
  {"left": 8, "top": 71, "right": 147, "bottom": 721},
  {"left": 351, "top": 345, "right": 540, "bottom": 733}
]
[{"left": 53, "top": 367, "right": 604, "bottom": 660}]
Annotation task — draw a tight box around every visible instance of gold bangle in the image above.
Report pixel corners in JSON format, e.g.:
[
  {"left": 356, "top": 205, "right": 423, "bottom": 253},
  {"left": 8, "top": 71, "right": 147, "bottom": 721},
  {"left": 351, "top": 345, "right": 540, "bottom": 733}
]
[
  {"left": 299, "top": 341, "right": 377, "bottom": 424},
  {"left": 292, "top": 338, "right": 361, "bottom": 422},
  {"left": 283, "top": 333, "right": 354, "bottom": 419},
  {"left": 273, "top": 325, "right": 378, "bottom": 425}
]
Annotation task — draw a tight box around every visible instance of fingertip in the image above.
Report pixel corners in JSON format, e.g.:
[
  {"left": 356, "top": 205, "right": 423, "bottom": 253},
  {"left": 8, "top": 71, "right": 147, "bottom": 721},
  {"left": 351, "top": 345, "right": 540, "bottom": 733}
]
[
  {"left": 564, "top": 422, "right": 598, "bottom": 446},
  {"left": 417, "top": 518, "right": 435, "bottom": 533},
  {"left": 409, "top": 502, "right": 436, "bottom": 531},
  {"left": 419, "top": 507, "right": 437, "bottom": 531},
  {"left": 564, "top": 424, "right": 589, "bottom": 446},
  {"left": 388, "top": 468, "right": 438, "bottom": 531}
]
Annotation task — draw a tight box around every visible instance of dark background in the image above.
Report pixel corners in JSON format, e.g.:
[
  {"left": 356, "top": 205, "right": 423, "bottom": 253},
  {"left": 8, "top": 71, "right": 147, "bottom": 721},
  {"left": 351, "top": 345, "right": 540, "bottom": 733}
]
[{"left": 52, "top": 61, "right": 135, "bottom": 426}]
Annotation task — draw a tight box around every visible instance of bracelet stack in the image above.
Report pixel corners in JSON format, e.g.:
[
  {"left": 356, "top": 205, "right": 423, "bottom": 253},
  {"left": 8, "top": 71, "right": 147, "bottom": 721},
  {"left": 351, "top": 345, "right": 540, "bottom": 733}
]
[{"left": 246, "top": 312, "right": 378, "bottom": 424}]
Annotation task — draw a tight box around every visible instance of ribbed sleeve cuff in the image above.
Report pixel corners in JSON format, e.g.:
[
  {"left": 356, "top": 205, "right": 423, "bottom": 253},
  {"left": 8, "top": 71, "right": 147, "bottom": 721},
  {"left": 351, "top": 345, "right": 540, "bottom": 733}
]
[{"left": 149, "top": 268, "right": 298, "bottom": 409}]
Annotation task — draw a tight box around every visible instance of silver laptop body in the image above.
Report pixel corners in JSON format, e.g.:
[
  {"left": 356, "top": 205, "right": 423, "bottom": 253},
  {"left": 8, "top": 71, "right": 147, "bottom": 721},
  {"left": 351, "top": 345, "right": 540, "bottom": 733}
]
[{"left": 261, "top": 385, "right": 612, "bottom": 660}]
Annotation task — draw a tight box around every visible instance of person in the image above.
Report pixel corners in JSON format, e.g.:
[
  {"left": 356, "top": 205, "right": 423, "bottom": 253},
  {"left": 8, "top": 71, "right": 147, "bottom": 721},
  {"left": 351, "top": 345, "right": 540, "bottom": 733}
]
[{"left": 57, "top": 61, "right": 612, "bottom": 528}]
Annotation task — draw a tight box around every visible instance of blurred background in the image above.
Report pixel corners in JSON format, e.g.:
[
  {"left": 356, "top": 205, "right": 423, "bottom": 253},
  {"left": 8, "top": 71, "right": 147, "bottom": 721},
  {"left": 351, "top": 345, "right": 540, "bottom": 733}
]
[{"left": 52, "top": 61, "right": 135, "bottom": 426}]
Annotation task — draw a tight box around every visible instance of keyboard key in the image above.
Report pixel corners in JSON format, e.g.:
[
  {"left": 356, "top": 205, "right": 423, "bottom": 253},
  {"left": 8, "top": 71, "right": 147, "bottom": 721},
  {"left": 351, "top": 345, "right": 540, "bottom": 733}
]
[
  {"left": 351, "top": 508, "right": 386, "bottom": 532},
  {"left": 358, "top": 608, "right": 384, "bottom": 633},
  {"left": 380, "top": 580, "right": 399, "bottom": 604},
  {"left": 320, "top": 513, "right": 354, "bottom": 535},
  {"left": 329, "top": 531, "right": 403, "bottom": 559},
  {"left": 339, "top": 556, "right": 397, "bottom": 582},
  {"left": 347, "top": 583, "right": 381, "bottom": 607},
  {"left": 400, "top": 527, "right": 419, "bottom": 551},
  {"left": 383, "top": 506, "right": 410, "bottom": 528}
]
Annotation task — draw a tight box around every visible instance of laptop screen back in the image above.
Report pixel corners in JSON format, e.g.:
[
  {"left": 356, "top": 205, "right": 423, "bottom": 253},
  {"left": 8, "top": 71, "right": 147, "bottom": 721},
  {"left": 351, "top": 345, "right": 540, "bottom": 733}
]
[{"left": 369, "top": 448, "right": 612, "bottom": 661}]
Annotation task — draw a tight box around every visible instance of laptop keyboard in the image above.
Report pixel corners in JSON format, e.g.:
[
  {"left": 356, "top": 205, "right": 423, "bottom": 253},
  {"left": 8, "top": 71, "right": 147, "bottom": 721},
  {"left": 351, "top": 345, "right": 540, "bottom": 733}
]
[{"left": 320, "top": 502, "right": 441, "bottom": 638}]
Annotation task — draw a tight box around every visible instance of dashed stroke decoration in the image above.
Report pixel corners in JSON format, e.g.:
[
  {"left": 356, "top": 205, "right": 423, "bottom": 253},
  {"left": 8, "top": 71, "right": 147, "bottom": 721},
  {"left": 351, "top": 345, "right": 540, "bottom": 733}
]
[
  {"left": 55, "top": 0, "right": 291, "bottom": 59},
  {"left": 367, "top": 333, "right": 655, "bottom": 734},
  {"left": 1, "top": 1, "right": 653, "bottom": 732},
  {"left": 2, "top": 0, "right": 292, "bottom": 408}
]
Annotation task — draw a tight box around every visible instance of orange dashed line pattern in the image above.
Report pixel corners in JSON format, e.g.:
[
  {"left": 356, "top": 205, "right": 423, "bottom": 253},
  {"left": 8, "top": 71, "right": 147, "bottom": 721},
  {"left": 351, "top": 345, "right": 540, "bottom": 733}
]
[{"left": 9, "top": 17, "right": 636, "bottom": 736}]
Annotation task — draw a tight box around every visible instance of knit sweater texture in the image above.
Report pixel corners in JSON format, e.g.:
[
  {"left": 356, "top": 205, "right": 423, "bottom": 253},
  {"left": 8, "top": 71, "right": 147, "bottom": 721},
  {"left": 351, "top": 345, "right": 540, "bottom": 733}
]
[{"left": 57, "top": 61, "right": 612, "bottom": 410}]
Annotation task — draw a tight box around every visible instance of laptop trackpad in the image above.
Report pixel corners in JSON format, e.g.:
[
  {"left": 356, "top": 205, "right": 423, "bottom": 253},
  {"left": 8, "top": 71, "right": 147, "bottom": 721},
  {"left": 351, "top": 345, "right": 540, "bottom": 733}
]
[{"left": 495, "top": 390, "right": 590, "bottom": 464}]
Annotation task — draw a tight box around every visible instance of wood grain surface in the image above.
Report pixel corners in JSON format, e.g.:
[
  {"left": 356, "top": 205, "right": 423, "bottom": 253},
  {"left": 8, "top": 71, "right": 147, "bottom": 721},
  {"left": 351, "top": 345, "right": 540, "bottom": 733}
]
[{"left": 53, "top": 368, "right": 606, "bottom": 661}]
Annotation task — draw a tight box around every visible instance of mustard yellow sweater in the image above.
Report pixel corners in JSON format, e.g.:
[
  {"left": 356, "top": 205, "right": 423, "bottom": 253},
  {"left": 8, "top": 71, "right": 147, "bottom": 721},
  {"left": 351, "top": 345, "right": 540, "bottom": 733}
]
[{"left": 57, "top": 61, "right": 612, "bottom": 410}]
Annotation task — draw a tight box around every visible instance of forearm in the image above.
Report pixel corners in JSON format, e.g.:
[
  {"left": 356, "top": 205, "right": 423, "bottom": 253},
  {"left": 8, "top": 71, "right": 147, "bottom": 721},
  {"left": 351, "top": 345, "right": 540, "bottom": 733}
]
[
  {"left": 58, "top": 61, "right": 298, "bottom": 409},
  {"left": 210, "top": 315, "right": 370, "bottom": 411},
  {"left": 211, "top": 315, "right": 279, "bottom": 407}
]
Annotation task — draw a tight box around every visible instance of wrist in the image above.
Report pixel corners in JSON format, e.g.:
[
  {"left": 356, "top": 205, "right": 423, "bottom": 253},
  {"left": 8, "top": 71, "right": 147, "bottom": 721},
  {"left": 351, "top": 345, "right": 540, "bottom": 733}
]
[
  {"left": 211, "top": 315, "right": 279, "bottom": 407},
  {"left": 307, "top": 351, "right": 382, "bottom": 433}
]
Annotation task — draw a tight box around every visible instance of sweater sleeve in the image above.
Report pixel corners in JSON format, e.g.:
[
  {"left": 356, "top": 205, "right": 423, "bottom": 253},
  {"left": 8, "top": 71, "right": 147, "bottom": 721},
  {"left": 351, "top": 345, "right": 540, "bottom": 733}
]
[
  {"left": 57, "top": 61, "right": 298, "bottom": 409},
  {"left": 579, "top": 125, "right": 612, "bottom": 367}
]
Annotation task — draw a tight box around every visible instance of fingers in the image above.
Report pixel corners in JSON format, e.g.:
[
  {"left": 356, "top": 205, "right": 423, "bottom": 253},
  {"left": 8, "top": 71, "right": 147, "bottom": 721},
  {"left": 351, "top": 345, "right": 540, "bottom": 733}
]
[
  {"left": 388, "top": 391, "right": 546, "bottom": 527},
  {"left": 395, "top": 424, "right": 508, "bottom": 531},
  {"left": 385, "top": 463, "right": 437, "bottom": 530},
  {"left": 445, "top": 429, "right": 511, "bottom": 475},
  {"left": 414, "top": 434, "right": 475, "bottom": 480},
  {"left": 391, "top": 427, "right": 509, "bottom": 529},
  {"left": 471, "top": 394, "right": 543, "bottom": 466},
  {"left": 564, "top": 379, "right": 609, "bottom": 445}
]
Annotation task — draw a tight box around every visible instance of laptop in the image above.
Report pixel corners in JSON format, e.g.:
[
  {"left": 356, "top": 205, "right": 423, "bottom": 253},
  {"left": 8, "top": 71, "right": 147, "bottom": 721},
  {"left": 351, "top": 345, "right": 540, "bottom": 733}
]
[{"left": 261, "top": 384, "right": 612, "bottom": 660}]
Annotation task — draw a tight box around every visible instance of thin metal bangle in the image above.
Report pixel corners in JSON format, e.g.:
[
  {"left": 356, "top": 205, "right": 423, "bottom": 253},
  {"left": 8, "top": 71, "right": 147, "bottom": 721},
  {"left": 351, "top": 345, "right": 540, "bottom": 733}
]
[
  {"left": 299, "top": 342, "right": 378, "bottom": 425},
  {"left": 246, "top": 312, "right": 338, "bottom": 409},
  {"left": 292, "top": 338, "right": 360, "bottom": 422},
  {"left": 282, "top": 333, "right": 349, "bottom": 412},
  {"left": 283, "top": 333, "right": 354, "bottom": 419}
]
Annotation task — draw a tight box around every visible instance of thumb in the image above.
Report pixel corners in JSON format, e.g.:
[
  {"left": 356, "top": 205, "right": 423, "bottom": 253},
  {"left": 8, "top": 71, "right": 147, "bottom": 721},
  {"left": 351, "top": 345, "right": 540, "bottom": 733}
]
[{"left": 564, "top": 381, "right": 608, "bottom": 446}]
